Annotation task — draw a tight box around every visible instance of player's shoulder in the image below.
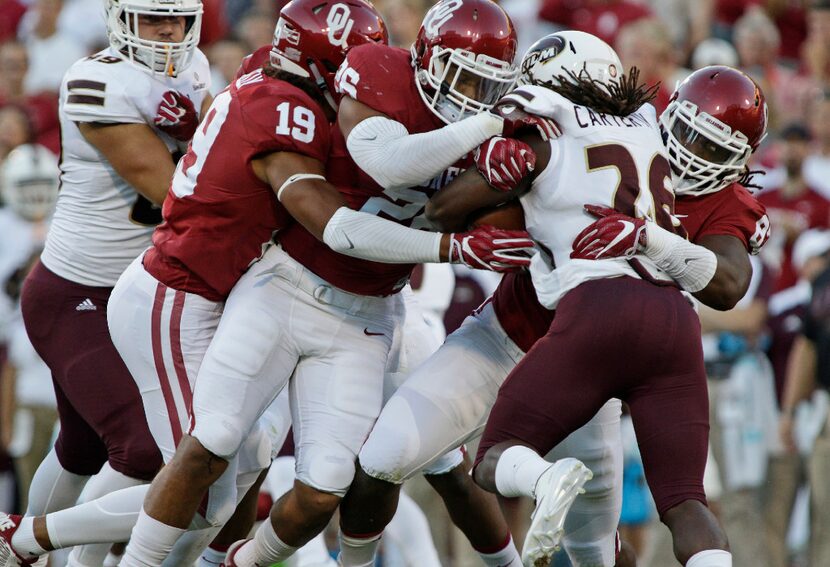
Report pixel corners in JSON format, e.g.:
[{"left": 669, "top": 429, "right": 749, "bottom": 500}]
[
  {"left": 714, "top": 182, "right": 767, "bottom": 218},
  {"left": 346, "top": 43, "right": 410, "bottom": 76},
  {"left": 236, "top": 45, "right": 271, "bottom": 80},
  {"left": 236, "top": 70, "right": 323, "bottom": 113},
  {"left": 62, "top": 50, "right": 150, "bottom": 122},
  {"left": 63, "top": 49, "right": 138, "bottom": 86}
]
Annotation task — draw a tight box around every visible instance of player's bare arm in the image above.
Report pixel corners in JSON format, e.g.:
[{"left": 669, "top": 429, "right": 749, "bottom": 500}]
[
  {"left": 426, "top": 130, "right": 549, "bottom": 231},
  {"left": 691, "top": 234, "right": 752, "bottom": 309},
  {"left": 253, "top": 150, "right": 532, "bottom": 270},
  {"left": 78, "top": 122, "right": 175, "bottom": 205}
]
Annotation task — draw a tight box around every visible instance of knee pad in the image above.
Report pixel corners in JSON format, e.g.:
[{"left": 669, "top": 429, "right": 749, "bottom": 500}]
[
  {"left": 191, "top": 419, "right": 247, "bottom": 460},
  {"left": 421, "top": 447, "right": 464, "bottom": 477},
  {"left": 237, "top": 427, "right": 273, "bottom": 476},
  {"left": 359, "top": 419, "right": 421, "bottom": 484},
  {"left": 296, "top": 443, "right": 359, "bottom": 497}
]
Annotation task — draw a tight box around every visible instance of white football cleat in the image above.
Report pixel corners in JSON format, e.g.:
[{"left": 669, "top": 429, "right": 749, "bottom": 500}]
[
  {"left": 521, "top": 458, "right": 593, "bottom": 567},
  {"left": 221, "top": 539, "right": 250, "bottom": 567},
  {"left": 0, "top": 513, "right": 40, "bottom": 567}
]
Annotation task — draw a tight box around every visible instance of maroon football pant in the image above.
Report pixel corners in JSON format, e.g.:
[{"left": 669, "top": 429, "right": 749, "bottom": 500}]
[
  {"left": 21, "top": 262, "right": 161, "bottom": 480},
  {"left": 476, "top": 276, "right": 709, "bottom": 517}
]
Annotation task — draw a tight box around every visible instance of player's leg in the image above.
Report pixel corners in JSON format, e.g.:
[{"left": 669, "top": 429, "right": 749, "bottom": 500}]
[
  {"left": 340, "top": 302, "right": 523, "bottom": 566},
  {"left": 120, "top": 249, "right": 304, "bottom": 567},
  {"left": 229, "top": 278, "right": 400, "bottom": 566},
  {"left": 548, "top": 399, "right": 623, "bottom": 567},
  {"left": 624, "top": 286, "right": 729, "bottom": 566}
]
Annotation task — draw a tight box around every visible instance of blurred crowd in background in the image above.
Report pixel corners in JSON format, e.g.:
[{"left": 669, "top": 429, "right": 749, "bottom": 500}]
[{"left": 2, "top": 0, "right": 830, "bottom": 566}]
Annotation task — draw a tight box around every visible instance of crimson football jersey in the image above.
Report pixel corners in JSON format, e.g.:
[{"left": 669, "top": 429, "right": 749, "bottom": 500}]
[
  {"left": 493, "top": 182, "right": 770, "bottom": 352},
  {"left": 236, "top": 45, "right": 270, "bottom": 79},
  {"left": 277, "top": 43, "right": 469, "bottom": 296},
  {"left": 144, "top": 69, "right": 331, "bottom": 301}
]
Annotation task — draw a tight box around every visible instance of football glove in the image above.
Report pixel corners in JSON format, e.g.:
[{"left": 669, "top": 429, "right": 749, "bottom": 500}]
[
  {"left": 493, "top": 101, "right": 561, "bottom": 142},
  {"left": 570, "top": 204, "right": 647, "bottom": 260},
  {"left": 154, "top": 91, "right": 199, "bottom": 141},
  {"left": 449, "top": 225, "right": 535, "bottom": 272},
  {"left": 474, "top": 136, "right": 536, "bottom": 193}
]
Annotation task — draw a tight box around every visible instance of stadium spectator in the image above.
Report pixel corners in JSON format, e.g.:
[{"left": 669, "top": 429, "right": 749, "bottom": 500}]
[
  {"left": 0, "top": 106, "right": 33, "bottom": 162},
  {"left": 17, "top": 0, "right": 87, "bottom": 94},
  {"left": 734, "top": 8, "right": 815, "bottom": 128},
  {"left": 0, "top": 0, "right": 26, "bottom": 44},
  {"left": 804, "top": 91, "right": 830, "bottom": 199},
  {"left": 803, "top": 0, "right": 830, "bottom": 87},
  {"left": 207, "top": 38, "right": 246, "bottom": 94},
  {"left": 779, "top": 228, "right": 830, "bottom": 566},
  {"left": 233, "top": 8, "right": 275, "bottom": 53},
  {"left": 384, "top": 0, "right": 431, "bottom": 47},
  {"left": 0, "top": 41, "right": 59, "bottom": 154},
  {"left": 615, "top": 18, "right": 685, "bottom": 114},
  {"left": 759, "top": 124, "right": 830, "bottom": 291},
  {"left": 538, "top": 0, "right": 652, "bottom": 46},
  {"left": 642, "top": 0, "right": 714, "bottom": 61},
  {"left": 691, "top": 37, "right": 739, "bottom": 69}
]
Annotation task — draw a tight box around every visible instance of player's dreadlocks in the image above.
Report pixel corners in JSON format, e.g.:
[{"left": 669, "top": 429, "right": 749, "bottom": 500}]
[
  {"left": 263, "top": 64, "right": 330, "bottom": 112},
  {"left": 544, "top": 66, "right": 660, "bottom": 117}
]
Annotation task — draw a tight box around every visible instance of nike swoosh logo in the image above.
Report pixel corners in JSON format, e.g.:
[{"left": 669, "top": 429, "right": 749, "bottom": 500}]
[
  {"left": 344, "top": 234, "right": 355, "bottom": 250},
  {"left": 361, "top": 135, "right": 378, "bottom": 141},
  {"left": 684, "top": 257, "right": 694, "bottom": 265},
  {"left": 598, "top": 220, "right": 634, "bottom": 257},
  {"left": 364, "top": 328, "right": 385, "bottom": 336}
]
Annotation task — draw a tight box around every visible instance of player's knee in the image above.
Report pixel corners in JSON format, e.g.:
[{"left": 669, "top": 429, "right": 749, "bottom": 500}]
[
  {"left": 358, "top": 398, "right": 427, "bottom": 483},
  {"left": 296, "top": 444, "right": 359, "bottom": 497},
  {"left": 191, "top": 419, "right": 247, "bottom": 460},
  {"left": 421, "top": 448, "right": 464, "bottom": 477},
  {"left": 109, "top": 436, "right": 164, "bottom": 480}
]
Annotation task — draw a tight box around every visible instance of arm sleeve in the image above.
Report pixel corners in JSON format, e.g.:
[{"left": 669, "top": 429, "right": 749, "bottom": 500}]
[
  {"left": 62, "top": 60, "right": 146, "bottom": 124},
  {"left": 323, "top": 207, "right": 442, "bottom": 263},
  {"left": 346, "top": 113, "right": 504, "bottom": 189},
  {"left": 643, "top": 222, "right": 718, "bottom": 292}
]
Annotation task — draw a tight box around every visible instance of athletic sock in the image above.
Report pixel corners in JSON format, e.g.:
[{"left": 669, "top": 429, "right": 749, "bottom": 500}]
[
  {"left": 11, "top": 517, "right": 47, "bottom": 559},
  {"left": 686, "top": 549, "right": 732, "bottom": 567},
  {"left": 233, "top": 520, "right": 297, "bottom": 566},
  {"left": 120, "top": 509, "right": 187, "bottom": 567},
  {"left": 337, "top": 530, "right": 382, "bottom": 567},
  {"left": 476, "top": 535, "right": 521, "bottom": 567},
  {"left": 197, "top": 543, "right": 228, "bottom": 566},
  {"left": 494, "top": 445, "right": 551, "bottom": 499}
]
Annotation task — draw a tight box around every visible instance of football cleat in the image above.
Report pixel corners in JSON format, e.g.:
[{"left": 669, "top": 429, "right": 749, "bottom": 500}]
[
  {"left": 521, "top": 458, "right": 593, "bottom": 567},
  {"left": 0, "top": 513, "right": 39, "bottom": 567},
  {"left": 220, "top": 539, "right": 250, "bottom": 567}
]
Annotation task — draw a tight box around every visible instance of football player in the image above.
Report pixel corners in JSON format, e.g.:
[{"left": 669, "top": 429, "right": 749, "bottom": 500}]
[
  {"left": 104, "top": 0, "right": 533, "bottom": 565},
  {"left": 346, "top": 39, "right": 771, "bottom": 567},
  {"left": 467, "top": 55, "right": 768, "bottom": 567},
  {"left": 1, "top": 0, "right": 209, "bottom": 565}
]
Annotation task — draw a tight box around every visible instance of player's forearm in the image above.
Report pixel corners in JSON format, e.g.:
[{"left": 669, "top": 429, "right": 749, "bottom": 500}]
[
  {"left": 641, "top": 223, "right": 719, "bottom": 297},
  {"left": 781, "top": 336, "right": 818, "bottom": 416},
  {"left": 346, "top": 113, "right": 503, "bottom": 189},
  {"left": 323, "top": 207, "right": 446, "bottom": 263},
  {"left": 698, "top": 300, "right": 767, "bottom": 335},
  {"left": 691, "top": 252, "right": 751, "bottom": 310}
]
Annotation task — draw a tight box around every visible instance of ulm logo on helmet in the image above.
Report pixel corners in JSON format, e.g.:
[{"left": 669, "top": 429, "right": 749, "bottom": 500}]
[
  {"left": 521, "top": 35, "right": 566, "bottom": 76},
  {"left": 424, "top": 0, "right": 464, "bottom": 35},
  {"left": 327, "top": 3, "right": 355, "bottom": 48}
]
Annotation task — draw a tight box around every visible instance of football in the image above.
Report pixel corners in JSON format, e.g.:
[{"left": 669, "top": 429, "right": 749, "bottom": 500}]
[{"left": 469, "top": 201, "right": 526, "bottom": 230}]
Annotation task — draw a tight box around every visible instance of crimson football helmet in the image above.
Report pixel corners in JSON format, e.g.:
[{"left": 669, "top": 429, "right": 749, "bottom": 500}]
[
  {"left": 412, "top": 0, "right": 519, "bottom": 124},
  {"left": 660, "top": 65, "right": 768, "bottom": 196},
  {"left": 270, "top": 0, "right": 387, "bottom": 109}
]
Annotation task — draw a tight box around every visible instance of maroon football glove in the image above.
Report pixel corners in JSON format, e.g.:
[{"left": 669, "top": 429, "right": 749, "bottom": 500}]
[
  {"left": 474, "top": 136, "right": 536, "bottom": 193},
  {"left": 493, "top": 101, "right": 561, "bottom": 142},
  {"left": 449, "top": 225, "right": 535, "bottom": 272},
  {"left": 570, "top": 204, "right": 647, "bottom": 260},
  {"left": 154, "top": 90, "right": 199, "bottom": 141}
]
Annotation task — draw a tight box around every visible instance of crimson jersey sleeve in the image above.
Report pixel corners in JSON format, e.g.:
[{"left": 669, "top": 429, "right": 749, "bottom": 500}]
[
  {"left": 235, "top": 46, "right": 271, "bottom": 80},
  {"left": 334, "top": 44, "right": 415, "bottom": 122},
  {"left": 238, "top": 77, "right": 331, "bottom": 163},
  {"left": 675, "top": 183, "right": 770, "bottom": 255}
]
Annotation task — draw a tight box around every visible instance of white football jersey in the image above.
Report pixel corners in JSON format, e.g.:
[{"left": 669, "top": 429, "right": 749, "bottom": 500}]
[
  {"left": 41, "top": 47, "right": 210, "bottom": 287},
  {"left": 513, "top": 85, "right": 682, "bottom": 309}
]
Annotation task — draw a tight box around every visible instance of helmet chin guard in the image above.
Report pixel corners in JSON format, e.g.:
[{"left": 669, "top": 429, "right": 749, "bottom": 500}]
[{"left": 106, "top": 0, "right": 203, "bottom": 77}]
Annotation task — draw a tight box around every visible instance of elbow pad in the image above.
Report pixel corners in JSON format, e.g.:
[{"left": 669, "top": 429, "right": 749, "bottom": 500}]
[
  {"left": 346, "top": 113, "right": 503, "bottom": 189},
  {"left": 643, "top": 223, "right": 718, "bottom": 293},
  {"left": 323, "top": 207, "right": 442, "bottom": 264}
]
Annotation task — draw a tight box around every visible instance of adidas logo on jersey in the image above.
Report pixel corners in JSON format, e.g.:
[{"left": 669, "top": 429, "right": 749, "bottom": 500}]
[{"left": 75, "top": 298, "right": 97, "bottom": 311}]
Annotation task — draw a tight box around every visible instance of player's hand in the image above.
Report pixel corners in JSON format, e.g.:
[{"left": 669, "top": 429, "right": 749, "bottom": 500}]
[
  {"left": 570, "top": 204, "right": 647, "bottom": 260},
  {"left": 474, "top": 137, "right": 536, "bottom": 193},
  {"left": 154, "top": 91, "right": 199, "bottom": 141},
  {"left": 492, "top": 100, "right": 561, "bottom": 142},
  {"left": 449, "top": 225, "right": 535, "bottom": 272}
]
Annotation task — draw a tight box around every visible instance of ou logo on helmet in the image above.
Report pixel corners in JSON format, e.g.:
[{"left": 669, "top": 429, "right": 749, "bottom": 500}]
[
  {"left": 327, "top": 3, "right": 355, "bottom": 49},
  {"left": 424, "top": 0, "right": 464, "bottom": 35}
]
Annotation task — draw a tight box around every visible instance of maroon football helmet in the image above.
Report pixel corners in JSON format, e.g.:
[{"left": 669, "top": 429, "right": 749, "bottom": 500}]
[
  {"left": 412, "top": 0, "right": 519, "bottom": 123},
  {"left": 660, "top": 65, "right": 768, "bottom": 195},
  {"left": 270, "top": 0, "right": 387, "bottom": 108}
]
